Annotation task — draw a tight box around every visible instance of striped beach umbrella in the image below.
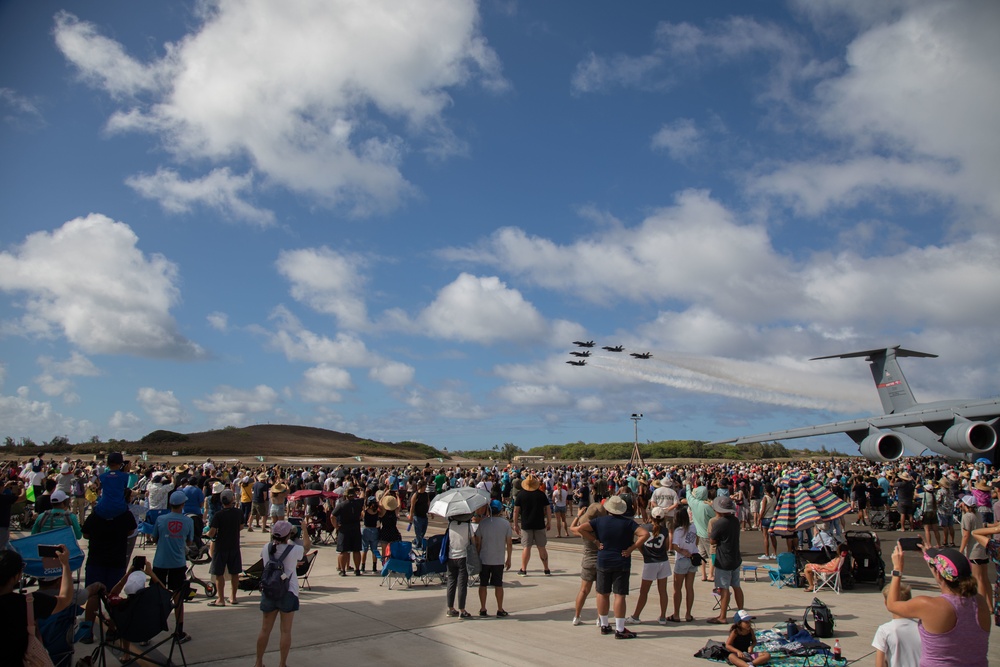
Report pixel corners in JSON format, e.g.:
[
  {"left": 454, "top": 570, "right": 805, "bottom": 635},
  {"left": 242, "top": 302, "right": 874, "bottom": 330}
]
[
  {"left": 799, "top": 476, "right": 852, "bottom": 522},
  {"left": 769, "top": 483, "right": 820, "bottom": 536}
]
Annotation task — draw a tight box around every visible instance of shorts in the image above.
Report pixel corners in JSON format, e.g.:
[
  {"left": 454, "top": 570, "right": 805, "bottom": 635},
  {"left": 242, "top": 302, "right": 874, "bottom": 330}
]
[
  {"left": 970, "top": 558, "right": 988, "bottom": 566},
  {"left": 641, "top": 560, "right": 672, "bottom": 581},
  {"left": 596, "top": 567, "right": 630, "bottom": 596},
  {"left": 580, "top": 550, "right": 597, "bottom": 582},
  {"left": 714, "top": 567, "right": 742, "bottom": 589},
  {"left": 522, "top": 529, "right": 547, "bottom": 548},
  {"left": 153, "top": 566, "right": 188, "bottom": 593},
  {"left": 760, "top": 518, "right": 771, "bottom": 529},
  {"left": 921, "top": 513, "right": 939, "bottom": 526},
  {"left": 251, "top": 502, "right": 267, "bottom": 518},
  {"left": 673, "top": 556, "right": 695, "bottom": 575},
  {"left": 749, "top": 499, "right": 761, "bottom": 515},
  {"left": 337, "top": 528, "right": 363, "bottom": 553},
  {"left": 269, "top": 504, "right": 286, "bottom": 519},
  {"left": 696, "top": 536, "right": 711, "bottom": 559},
  {"left": 260, "top": 589, "right": 299, "bottom": 614},
  {"left": 898, "top": 505, "right": 914, "bottom": 517},
  {"left": 209, "top": 548, "right": 243, "bottom": 576},
  {"left": 937, "top": 513, "right": 954, "bottom": 527},
  {"left": 554, "top": 505, "right": 567, "bottom": 515},
  {"left": 479, "top": 563, "right": 505, "bottom": 587}
]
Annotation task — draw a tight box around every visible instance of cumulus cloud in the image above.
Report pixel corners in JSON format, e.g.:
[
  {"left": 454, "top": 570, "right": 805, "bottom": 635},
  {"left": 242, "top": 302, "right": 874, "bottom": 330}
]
[
  {"left": 109, "top": 410, "right": 141, "bottom": 430},
  {"left": 276, "top": 248, "right": 369, "bottom": 329},
  {"left": 494, "top": 383, "right": 572, "bottom": 408},
  {"left": 206, "top": 312, "right": 228, "bottom": 332},
  {"left": 55, "top": 1, "right": 507, "bottom": 217},
  {"left": 651, "top": 119, "right": 703, "bottom": 160},
  {"left": 34, "top": 352, "right": 99, "bottom": 403},
  {"left": 194, "top": 384, "right": 280, "bottom": 426},
  {"left": 126, "top": 168, "right": 275, "bottom": 226},
  {"left": 137, "top": 387, "right": 187, "bottom": 425},
  {"left": 0, "top": 214, "right": 204, "bottom": 359},
  {"left": 0, "top": 387, "right": 77, "bottom": 441},
  {"left": 369, "top": 361, "right": 415, "bottom": 388},
  {"left": 300, "top": 364, "right": 353, "bottom": 403}
]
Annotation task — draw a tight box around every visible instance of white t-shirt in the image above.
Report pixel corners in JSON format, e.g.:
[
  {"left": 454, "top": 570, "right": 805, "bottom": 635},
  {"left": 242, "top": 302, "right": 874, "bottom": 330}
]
[
  {"left": 447, "top": 521, "right": 476, "bottom": 560},
  {"left": 871, "top": 618, "right": 920, "bottom": 667},
  {"left": 260, "top": 542, "right": 305, "bottom": 597},
  {"left": 651, "top": 486, "right": 678, "bottom": 516}
]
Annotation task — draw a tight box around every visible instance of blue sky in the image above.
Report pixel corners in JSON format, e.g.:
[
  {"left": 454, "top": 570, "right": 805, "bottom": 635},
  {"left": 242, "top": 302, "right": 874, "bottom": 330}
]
[{"left": 1, "top": 0, "right": 998, "bottom": 454}]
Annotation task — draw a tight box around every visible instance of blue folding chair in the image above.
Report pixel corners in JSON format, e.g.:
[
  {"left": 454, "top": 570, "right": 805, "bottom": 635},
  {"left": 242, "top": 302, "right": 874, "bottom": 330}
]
[
  {"left": 9, "top": 526, "right": 85, "bottom": 578},
  {"left": 380, "top": 541, "right": 414, "bottom": 589},
  {"left": 764, "top": 552, "right": 797, "bottom": 588}
]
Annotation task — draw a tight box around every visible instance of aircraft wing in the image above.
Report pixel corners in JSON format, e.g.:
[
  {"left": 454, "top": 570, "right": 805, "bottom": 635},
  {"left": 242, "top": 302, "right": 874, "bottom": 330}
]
[{"left": 710, "top": 397, "right": 1000, "bottom": 446}]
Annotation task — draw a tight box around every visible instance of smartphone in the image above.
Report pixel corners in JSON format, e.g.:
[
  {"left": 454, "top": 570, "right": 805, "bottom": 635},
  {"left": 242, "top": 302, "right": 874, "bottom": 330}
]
[
  {"left": 899, "top": 536, "right": 924, "bottom": 551},
  {"left": 133, "top": 555, "right": 147, "bottom": 570},
  {"left": 38, "top": 544, "right": 60, "bottom": 558}
]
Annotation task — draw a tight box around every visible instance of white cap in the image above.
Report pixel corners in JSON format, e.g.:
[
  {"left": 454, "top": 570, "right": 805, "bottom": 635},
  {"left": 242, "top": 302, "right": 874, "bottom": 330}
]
[
  {"left": 51, "top": 490, "right": 69, "bottom": 504},
  {"left": 123, "top": 571, "right": 147, "bottom": 595}
]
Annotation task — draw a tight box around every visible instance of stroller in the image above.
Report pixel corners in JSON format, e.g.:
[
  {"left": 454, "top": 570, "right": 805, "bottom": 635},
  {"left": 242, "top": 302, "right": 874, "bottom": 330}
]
[
  {"left": 184, "top": 532, "right": 216, "bottom": 600},
  {"left": 414, "top": 533, "right": 448, "bottom": 586},
  {"left": 845, "top": 530, "right": 886, "bottom": 589}
]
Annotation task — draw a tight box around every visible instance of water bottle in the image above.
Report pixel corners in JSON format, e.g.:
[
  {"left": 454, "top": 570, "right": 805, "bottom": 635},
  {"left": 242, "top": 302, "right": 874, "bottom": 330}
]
[
  {"left": 786, "top": 618, "right": 796, "bottom": 638},
  {"left": 832, "top": 639, "right": 842, "bottom": 660}
]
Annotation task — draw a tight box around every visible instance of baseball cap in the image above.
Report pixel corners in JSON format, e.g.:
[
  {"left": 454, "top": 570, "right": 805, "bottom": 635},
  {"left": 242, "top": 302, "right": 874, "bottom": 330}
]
[
  {"left": 651, "top": 506, "right": 668, "bottom": 520},
  {"left": 123, "top": 571, "right": 147, "bottom": 595},
  {"left": 734, "top": 609, "right": 755, "bottom": 623},
  {"left": 220, "top": 489, "right": 235, "bottom": 504},
  {"left": 960, "top": 494, "right": 976, "bottom": 507},
  {"left": 50, "top": 490, "right": 69, "bottom": 504},
  {"left": 923, "top": 547, "right": 972, "bottom": 581},
  {"left": 271, "top": 520, "right": 293, "bottom": 538},
  {"left": 169, "top": 490, "right": 187, "bottom": 506},
  {"left": 490, "top": 499, "right": 503, "bottom": 513}
]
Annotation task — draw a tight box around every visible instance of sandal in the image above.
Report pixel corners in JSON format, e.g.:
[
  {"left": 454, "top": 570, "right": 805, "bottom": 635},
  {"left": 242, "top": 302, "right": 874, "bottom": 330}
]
[
  {"left": 706, "top": 617, "right": 726, "bottom": 624},
  {"left": 207, "top": 600, "right": 225, "bottom": 607},
  {"left": 684, "top": 617, "right": 695, "bottom": 622},
  {"left": 665, "top": 615, "right": 680, "bottom": 623},
  {"left": 803, "top": 587, "right": 814, "bottom": 592}
]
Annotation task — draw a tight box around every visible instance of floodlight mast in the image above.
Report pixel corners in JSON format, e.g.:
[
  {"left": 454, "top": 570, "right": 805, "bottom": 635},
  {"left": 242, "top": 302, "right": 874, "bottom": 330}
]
[{"left": 629, "top": 413, "right": 645, "bottom": 469}]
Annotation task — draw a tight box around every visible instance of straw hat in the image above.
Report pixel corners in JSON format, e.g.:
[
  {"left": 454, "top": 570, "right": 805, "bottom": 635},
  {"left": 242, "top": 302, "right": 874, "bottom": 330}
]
[
  {"left": 604, "top": 496, "right": 627, "bottom": 515},
  {"left": 975, "top": 480, "right": 991, "bottom": 492},
  {"left": 898, "top": 472, "right": 912, "bottom": 481},
  {"left": 380, "top": 495, "right": 399, "bottom": 511},
  {"left": 271, "top": 482, "right": 287, "bottom": 493},
  {"left": 650, "top": 479, "right": 662, "bottom": 488},
  {"left": 522, "top": 475, "right": 541, "bottom": 492},
  {"left": 175, "top": 465, "right": 188, "bottom": 473},
  {"left": 257, "top": 472, "right": 268, "bottom": 481}
]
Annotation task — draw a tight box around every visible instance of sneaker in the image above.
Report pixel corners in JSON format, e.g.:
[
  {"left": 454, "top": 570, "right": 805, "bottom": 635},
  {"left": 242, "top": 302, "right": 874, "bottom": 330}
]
[
  {"left": 544, "top": 569, "right": 552, "bottom": 576},
  {"left": 446, "top": 609, "right": 460, "bottom": 617},
  {"left": 615, "top": 628, "right": 638, "bottom": 639},
  {"left": 759, "top": 554, "right": 770, "bottom": 560},
  {"left": 517, "top": 569, "right": 527, "bottom": 576},
  {"left": 600, "top": 625, "right": 614, "bottom": 635},
  {"left": 496, "top": 610, "right": 509, "bottom": 617},
  {"left": 625, "top": 616, "right": 641, "bottom": 624},
  {"left": 479, "top": 610, "right": 489, "bottom": 617},
  {"left": 572, "top": 617, "right": 582, "bottom": 626},
  {"left": 247, "top": 527, "right": 254, "bottom": 532},
  {"left": 658, "top": 617, "right": 667, "bottom": 625}
]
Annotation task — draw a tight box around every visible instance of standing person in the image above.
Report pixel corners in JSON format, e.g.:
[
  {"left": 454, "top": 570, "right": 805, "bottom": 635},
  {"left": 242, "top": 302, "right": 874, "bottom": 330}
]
[
  {"left": 895, "top": 472, "right": 917, "bottom": 532},
  {"left": 269, "top": 482, "right": 288, "bottom": 523},
  {"left": 512, "top": 474, "right": 552, "bottom": 576},
  {"left": 708, "top": 495, "right": 744, "bottom": 625},
  {"left": 360, "top": 496, "right": 380, "bottom": 574},
  {"left": 250, "top": 473, "right": 270, "bottom": 532},
  {"left": 626, "top": 507, "right": 671, "bottom": 625},
  {"left": 239, "top": 475, "right": 254, "bottom": 527},
  {"left": 0, "top": 480, "right": 26, "bottom": 551},
  {"left": 445, "top": 515, "right": 474, "bottom": 618},
  {"left": 408, "top": 480, "right": 430, "bottom": 550},
  {"left": 331, "top": 487, "right": 364, "bottom": 576},
  {"left": 851, "top": 475, "right": 869, "bottom": 526},
  {"left": 577, "top": 495, "right": 648, "bottom": 639},
  {"left": 552, "top": 482, "right": 570, "bottom": 537},
  {"left": 475, "top": 499, "right": 513, "bottom": 617},
  {"left": 920, "top": 481, "right": 942, "bottom": 548},
  {"left": 886, "top": 544, "right": 989, "bottom": 666},
  {"left": 959, "top": 494, "right": 991, "bottom": 611},
  {"left": 669, "top": 506, "right": 698, "bottom": 623},
  {"left": 686, "top": 485, "right": 716, "bottom": 582},
  {"left": 569, "top": 500, "right": 608, "bottom": 626},
  {"left": 937, "top": 478, "right": 957, "bottom": 548},
  {"left": 253, "top": 521, "right": 303, "bottom": 667},
  {"left": 152, "top": 490, "right": 194, "bottom": 644},
  {"left": 649, "top": 478, "right": 680, "bottom": 532},
  {"left": 377, "top": 494, "right": 403, "bottom": 551},
  {"left": 872, "top": 581, "right": 921, "bottom": 667},
  {"left": 757, "top": 484, "right": 777, "bottom": 560},
  {"left": 206, "top": 489, "right": 244, "bottom": 606}
]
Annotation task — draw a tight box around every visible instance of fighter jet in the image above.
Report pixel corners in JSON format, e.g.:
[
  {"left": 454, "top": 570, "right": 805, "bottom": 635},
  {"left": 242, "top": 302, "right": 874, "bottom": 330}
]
[
  {"left": 566, "top": 359, "right": 587, "bottom": 366},
  {"left": 630, "top": 352, "right": 652, "bottom": 359},
  {"left": 569, "top": 350, "right": 591, "bottom": 357},
  {"left": 602, "top": 345, "right": 624, "bottom": 352},
  {"left": 573, "top": 340, "right": 595, "bottom": 347},
  {"left": 709, "top": 346, "right": 1000, "bottom": 462}
]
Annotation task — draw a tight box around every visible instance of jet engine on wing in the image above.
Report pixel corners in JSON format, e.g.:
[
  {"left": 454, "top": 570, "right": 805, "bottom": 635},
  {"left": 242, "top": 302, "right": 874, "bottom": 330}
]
[
  {"left": 858, "top": 431, "right": 904, "bottom": 462},
  {"left": 941, "top": 420, "right": 997, "bottom": 454}
]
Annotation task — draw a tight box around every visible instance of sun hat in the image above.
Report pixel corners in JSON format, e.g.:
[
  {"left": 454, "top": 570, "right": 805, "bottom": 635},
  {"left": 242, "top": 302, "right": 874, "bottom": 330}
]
[
  {"left": 898, "top": 472, "right": 912, "bottom": 481},
  {"left": 734, "top": 609, "right": 755, "bottom": 623},
  {"left": 650, "top": 479, "right": 662, "bottom": 488},
  {"left": 712, "top": 495, "right": 736, "bottom": 514},
  {"left": 175, "top": 465, "right": 188, "bottom": 473},
  {"left": 169, "top": 490, "right": 188, "bottom": 506},
  {"left": 256, "top": 472, "right": 268, "bottom": 481},
  {"left": 522, "top": 475, "right": 541, "bottom": 492},
  {"left": 380, "top": 495, "right": 399, "bottom": 511},
  {"left": 975, "top": 480, "right": 991, "bottom": 492},
  {"left": 604, "top": 496, "right": 627, "bottom": 515},
  {"left": 212, "top": 482, "right": 225, "bottom": 494},
  {"left": 271, "top": 520, "right": 293, "bottom": 538},
  {"left": 923, "top": 547, "right": 972, "bottom": 581},
  {"left": 271, "top": 483, "right": 287, "bottom": 493}
]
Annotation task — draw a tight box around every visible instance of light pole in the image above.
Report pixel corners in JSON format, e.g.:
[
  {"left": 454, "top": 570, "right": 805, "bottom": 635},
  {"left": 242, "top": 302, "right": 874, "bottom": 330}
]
[{"left": 628, "top": 413, "right": 644, "bottom": 469}]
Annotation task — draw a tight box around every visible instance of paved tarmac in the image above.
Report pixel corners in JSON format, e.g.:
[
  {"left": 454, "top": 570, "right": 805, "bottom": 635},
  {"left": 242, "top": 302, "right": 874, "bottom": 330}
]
[{"left": 67, "top": 520, "right": 997, "bottom": 666}]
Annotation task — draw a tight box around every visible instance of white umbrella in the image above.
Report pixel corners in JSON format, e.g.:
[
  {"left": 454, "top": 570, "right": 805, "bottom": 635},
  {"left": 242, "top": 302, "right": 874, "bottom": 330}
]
[{"left": 428, "top": 487, "right": 491, "bottom": 518}]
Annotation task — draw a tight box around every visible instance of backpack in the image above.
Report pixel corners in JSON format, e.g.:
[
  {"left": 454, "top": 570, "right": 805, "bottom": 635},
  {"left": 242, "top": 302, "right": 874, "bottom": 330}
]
[
  {"left": 803, "top": 597, "right": 835, "bottom": 638},
  {"left": 260, "top": 543, "right": 295, "bottom": 601},
  {"left": 37, "top": 510, "right": 73, "bottom": 533}
]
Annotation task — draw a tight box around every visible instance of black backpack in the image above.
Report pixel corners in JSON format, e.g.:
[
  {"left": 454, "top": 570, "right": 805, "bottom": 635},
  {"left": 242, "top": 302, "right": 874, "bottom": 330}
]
[
  {"left": 803, "top": 597, "right": 835, "bottom": 638},
  {"left": 261, "top": 543, "right": 295, "bottom": 600}
]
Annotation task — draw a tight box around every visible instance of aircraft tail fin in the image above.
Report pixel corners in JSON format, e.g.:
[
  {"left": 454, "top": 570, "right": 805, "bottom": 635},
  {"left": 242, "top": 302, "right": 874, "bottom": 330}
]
[{"left": 811, "top": 346, "right": 937, "bottom": 414}]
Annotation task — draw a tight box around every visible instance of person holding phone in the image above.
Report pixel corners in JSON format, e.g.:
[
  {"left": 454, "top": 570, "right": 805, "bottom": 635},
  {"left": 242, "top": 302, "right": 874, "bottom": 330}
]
[{"left": 0, "top": 544, "right": 73, "bottom": 664}]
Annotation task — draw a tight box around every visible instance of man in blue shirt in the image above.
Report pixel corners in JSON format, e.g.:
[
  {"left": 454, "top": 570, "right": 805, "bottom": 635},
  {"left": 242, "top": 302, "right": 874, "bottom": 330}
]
[
  {"left": 577, "top": 495, "right": 649, "bottom": 639},
  {"left": 153, "top": 490, "right": 194, "bottom": 643}
]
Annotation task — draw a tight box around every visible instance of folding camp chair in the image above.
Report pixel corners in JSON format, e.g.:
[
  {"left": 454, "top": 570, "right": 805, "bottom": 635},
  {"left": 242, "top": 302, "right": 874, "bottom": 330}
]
[
  {"left": 297, "top": 550, "right": 319, "bottom": 591},
  {"left": 88, "top": 586, "right": 187, "bottom": 667},
  {"left": 813, "top": 555, "right": 845, "bottom": 594},
  {"left": 239, "top": 558, "right": 264, "bottom": 595},
  {"left": 380, "top": 541, "right": 414, "bottom": 589},
  {"left": 763, "top": 552, "right": 797, "bottom": 588}
]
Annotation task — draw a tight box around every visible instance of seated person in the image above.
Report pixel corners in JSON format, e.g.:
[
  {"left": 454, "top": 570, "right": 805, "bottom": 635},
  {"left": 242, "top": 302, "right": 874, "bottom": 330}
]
[
  {"left": 106, "top": 557, "right": 168, "bottom": 660},
  {"left": 1, "top": 545, "right": 74, "bottom": 665},
  {"left": 810, "top": 522, "right": 837, "bottom": 550},
  {"left": 725, "top": 609, "right": 771, "bottom": 667},
  {"left": 802, "top": 543, "right": 848, "bottom": 592},
  {"left": 35, "top": 571, "right": 106, "bottom": 647}
]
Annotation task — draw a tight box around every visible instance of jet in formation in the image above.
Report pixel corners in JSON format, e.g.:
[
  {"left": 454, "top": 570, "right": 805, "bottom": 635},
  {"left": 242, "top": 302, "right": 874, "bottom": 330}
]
[
  {"left": 573, "top": 340, "right": 595, "bottom": 347},
  {"left": 566, "top": 359, "right": 587, "bottom": 366},
  {"left": 710, "top": 346, "right": 999, "bottom": 462},
  {"left": 569, "top": 351, "right": 591, "bottom": 358},
  {"left": 602, "top": 345, "right": 624, "bottom": 352},
  {"left": 630, "top": 352, "right": 652, "bottom": 359}
]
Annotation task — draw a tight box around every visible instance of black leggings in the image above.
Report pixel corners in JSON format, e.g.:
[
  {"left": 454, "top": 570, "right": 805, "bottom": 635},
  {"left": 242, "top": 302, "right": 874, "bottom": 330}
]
[{"left": 446, "top": 557, "right": 468, "bottom": 610}]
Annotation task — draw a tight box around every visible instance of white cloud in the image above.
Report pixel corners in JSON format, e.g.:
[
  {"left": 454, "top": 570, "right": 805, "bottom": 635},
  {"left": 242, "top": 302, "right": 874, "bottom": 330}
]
[
  {"left": 267, "top": 307, "right": 371, "bottom": 365},
  {"left": 109, "top": 410, "right": 141, "bottom": 430},
  {"left": 0, "top": 87, "right": 45, "bottom": 129},
  {"left": 276, "top": 248, "right": 369, "bottom": 329},
  {"left": 194, "top": 384, "right": 280, "bottom": 427},
  {"left": 55, "top": 1, "right": 507, "bottom": 216},
  {"left": 300, "top": 364, "right": 353, "bottom": 403},
  {"left": 651, "top": 119, "right": 702, "bottom": 160},
  {"left": 369, "top": 361, "right": 415, "bottom": 388},
  {"left": 0, "top": 389, "right": 77, "bottom": 441},
  {"left": 403, "top": 385, "right": 487, "bottom": 420},
  {"left": 417, "top": 273, "right": 549, "bottom": 344},
  {"left": 126, "top": 168, "right": 275, "bottom": 226},
  {"left": 207, "top": 312, "right": 228, "bottom": 332},
  {"left": 137, "top": 387, "right": 187, "bottom": 425},
  {"left": 0, "top": 214, "right": 204, "bottom": 359},
  {"left": 494, "top": 383, "right": 572, "bottom": 408}
]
